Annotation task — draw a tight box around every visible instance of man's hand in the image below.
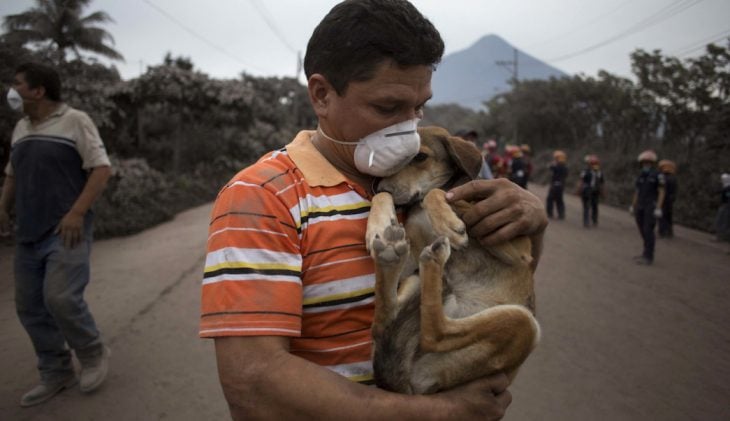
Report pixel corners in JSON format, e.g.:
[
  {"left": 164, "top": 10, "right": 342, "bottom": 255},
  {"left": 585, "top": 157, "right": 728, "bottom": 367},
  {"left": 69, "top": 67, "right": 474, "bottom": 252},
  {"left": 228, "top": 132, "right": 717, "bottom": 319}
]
[
  {"left": 653, "top": 208, "right": 663, "bottom": 219},
  {"left": 446, "top": 178, "right": 548, "bottom": 246},
  {"left": 438, "top": 373, "right": 513, "bottom": 420},
  {"left": 0, "top": 209, "right": 11, "bottom": 237},
  {"left": 56, "top": 210, "right": 84, "bottom": 248}
]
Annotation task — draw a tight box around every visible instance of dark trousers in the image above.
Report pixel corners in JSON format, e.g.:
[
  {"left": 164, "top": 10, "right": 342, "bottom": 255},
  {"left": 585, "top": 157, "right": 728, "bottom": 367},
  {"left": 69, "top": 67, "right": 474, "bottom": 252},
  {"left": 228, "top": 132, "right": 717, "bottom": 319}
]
[
  {"left": 546, "top": 186, "right": 565, "bottom": 219},
  {"left": 658, "top": 201, "right": 674, "bottom": 237},
  {"left": 635, "top": 207, "right": 656, "bottom": 261},
  {"left": 581, "top": 192, "right": 599, "bottom": 226}
]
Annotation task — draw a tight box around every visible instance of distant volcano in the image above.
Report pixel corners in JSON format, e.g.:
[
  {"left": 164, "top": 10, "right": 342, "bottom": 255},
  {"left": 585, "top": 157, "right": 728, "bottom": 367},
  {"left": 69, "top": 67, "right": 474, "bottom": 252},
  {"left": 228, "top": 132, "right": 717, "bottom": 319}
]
[{"left": 430, "top": 34, "right": 567, "bottom": 110}]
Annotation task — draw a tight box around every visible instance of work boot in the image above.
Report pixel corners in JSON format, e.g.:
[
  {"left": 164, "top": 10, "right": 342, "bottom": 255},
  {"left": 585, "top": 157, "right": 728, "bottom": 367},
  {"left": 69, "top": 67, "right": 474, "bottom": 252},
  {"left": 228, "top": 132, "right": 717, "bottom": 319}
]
[
  {"left": 20, "top": 374, "right": 77, "bottom": 407},
  {"left": 79, "top": 346, "right": 111, "bottom": 393},
  {"left": 635, "top": 256, "right": 653, "bottom": 266}
]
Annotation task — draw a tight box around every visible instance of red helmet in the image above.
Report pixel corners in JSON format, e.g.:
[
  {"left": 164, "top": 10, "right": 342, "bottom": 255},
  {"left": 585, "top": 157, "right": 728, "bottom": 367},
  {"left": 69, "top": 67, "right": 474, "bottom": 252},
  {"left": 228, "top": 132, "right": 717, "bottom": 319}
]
[
  {"left": 585, "top": 154, "right": 599, "bottom": 165},
  {"left": 505, "top": 144, "right": 522, "bottom": 158},
  {"left": 484, "top": 139, "right": 497, "bottom": 151}
]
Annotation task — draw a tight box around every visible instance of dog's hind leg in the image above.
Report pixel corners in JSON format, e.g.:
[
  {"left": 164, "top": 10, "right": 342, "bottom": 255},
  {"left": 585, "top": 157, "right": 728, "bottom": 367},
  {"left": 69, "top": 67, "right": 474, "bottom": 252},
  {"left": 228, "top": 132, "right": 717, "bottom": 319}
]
[{"left": 417, "top": 238, "right": 539, "bottom": 388}]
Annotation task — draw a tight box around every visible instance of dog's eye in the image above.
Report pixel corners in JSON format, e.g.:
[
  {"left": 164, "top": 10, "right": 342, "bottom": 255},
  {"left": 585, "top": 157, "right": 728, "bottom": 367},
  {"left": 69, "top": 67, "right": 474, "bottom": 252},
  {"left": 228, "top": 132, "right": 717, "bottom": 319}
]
[{"left": 411, "top": 152, "right": 428, "bottom": 163}]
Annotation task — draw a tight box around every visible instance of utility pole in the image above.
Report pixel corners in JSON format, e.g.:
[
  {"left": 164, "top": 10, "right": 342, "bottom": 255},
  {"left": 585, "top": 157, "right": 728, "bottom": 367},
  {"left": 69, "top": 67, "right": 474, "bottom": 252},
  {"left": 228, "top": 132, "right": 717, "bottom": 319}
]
[
  {"left": 495, "top": 48, "right": 519, "bottom": 85},
  {"left": 495, "top": 48, "right": 520, "bottom": 145}
]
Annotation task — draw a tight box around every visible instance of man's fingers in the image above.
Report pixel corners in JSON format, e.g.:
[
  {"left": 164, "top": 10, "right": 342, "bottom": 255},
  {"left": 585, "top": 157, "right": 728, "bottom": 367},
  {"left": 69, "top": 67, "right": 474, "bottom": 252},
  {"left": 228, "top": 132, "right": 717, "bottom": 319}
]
[
  {"left": 447, "top": 179, "right": 500, "bottom": 203},
  {"left": 495, "top": 389, "right": 513, "bottom": 410},
  {"left": 487, "top": 372, "right": 510, "bottom": 394},
  {"left": 467, "top": 207, "right": 514, "bottom": 239}
]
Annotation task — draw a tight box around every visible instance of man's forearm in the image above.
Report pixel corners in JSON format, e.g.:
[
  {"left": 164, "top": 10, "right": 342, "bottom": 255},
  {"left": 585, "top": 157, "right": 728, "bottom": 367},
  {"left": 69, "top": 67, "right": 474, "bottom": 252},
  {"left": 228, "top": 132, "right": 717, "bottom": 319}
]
[
  {"left": 70, "top": 166, "right": 111, "bottom": 216},
  {"left": 656, "top": 187, "right": 665, "bottom": 210},
  {"left": 217, "top": 337, "right": 452, "bottom": 421},
  {"left": 0, "top": 175, "right": 15, "bottom": 213}
]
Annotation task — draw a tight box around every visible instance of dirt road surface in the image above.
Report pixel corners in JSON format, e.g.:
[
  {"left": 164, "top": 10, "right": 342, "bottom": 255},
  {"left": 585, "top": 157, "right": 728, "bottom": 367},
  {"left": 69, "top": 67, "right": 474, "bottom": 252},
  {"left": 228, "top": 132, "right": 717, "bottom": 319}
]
[{"left": 1, "top": 185, "right": 728, "bottom": 421}]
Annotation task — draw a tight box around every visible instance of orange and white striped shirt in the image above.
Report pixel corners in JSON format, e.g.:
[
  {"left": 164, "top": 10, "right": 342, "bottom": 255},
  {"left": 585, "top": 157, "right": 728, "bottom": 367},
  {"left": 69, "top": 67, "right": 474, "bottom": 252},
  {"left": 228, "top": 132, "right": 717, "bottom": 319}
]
[{"left": 200, "top": 130, "right": 377, "bottom": 384}]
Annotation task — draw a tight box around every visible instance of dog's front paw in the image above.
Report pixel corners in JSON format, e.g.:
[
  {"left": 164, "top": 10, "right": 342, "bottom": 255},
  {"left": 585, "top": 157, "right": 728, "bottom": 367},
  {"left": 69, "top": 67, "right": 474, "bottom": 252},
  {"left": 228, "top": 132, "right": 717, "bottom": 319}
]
[
  {"left": 372, "top": 222, "right": 409, "bottom": 265},
  {"left": 423, "top": 190, "right": 469, "bottom": 249},
  {"left": 420, "top": 236, "right": 451, "bottom": 266},
  {"left": 431, "top": 213, "right": 468, "bottom": 250}
]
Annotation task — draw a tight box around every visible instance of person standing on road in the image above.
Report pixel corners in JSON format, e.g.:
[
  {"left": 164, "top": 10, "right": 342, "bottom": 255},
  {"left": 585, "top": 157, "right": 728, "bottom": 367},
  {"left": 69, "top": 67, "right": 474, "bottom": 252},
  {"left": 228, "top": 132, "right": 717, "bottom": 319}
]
[
  {"left": 506, "top": 144, "right": 528, "bottom": 189},
  {"left": 657, "top": 159, "right": 677, "bottom": 238},
  {"left": 456, "top": 129, "right": 493, "bottom": 180},
  {"left": 546, "top": 150, "right": 568, "bottom": 220},
  {"left": 714, "top": 173, "right": 730, "bottom": 242},
  {"left": 577, "top": 154, "right": 604, "bottom": 228},
  {"left": 199, "top": 1, "right": 548, "bottom": 419},
  {"left": 629, "top": 150, "right": 665, "bottom": 265},
  {"left": 0, "top": 62, "right": 112, "bottom": 407},
  {"left": 520, "top": 144, "right": 533, "bottom": 188}
]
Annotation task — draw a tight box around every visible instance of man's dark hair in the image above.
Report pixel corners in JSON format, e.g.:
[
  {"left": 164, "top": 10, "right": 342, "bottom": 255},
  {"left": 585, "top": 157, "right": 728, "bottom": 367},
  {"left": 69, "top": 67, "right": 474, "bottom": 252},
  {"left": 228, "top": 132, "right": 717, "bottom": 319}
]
[
  {"left": 15, "top": 62, "right": 62, "bottom": 101},
  {"left": 304, "top": 0, "right": 444, "bottom": 95}
]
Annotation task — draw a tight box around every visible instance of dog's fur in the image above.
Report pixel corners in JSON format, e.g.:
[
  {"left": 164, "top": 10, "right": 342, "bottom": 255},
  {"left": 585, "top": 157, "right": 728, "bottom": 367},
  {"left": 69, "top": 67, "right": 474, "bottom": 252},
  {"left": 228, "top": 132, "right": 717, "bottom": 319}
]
[{"left": 366, "top": 126, "right": 540, "bottom": 394}]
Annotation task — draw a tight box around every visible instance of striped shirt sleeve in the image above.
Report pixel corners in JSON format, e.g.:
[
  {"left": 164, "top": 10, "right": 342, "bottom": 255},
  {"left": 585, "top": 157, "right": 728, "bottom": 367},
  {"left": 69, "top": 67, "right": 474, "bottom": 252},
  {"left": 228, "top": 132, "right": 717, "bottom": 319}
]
[{"left": 200, "top": 170, "right": 303, "bottom": 338}]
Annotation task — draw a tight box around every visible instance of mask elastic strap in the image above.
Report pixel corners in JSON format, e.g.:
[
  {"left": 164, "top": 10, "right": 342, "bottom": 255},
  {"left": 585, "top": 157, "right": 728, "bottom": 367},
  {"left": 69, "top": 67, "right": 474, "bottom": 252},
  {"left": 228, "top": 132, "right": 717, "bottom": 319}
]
[{"left": 317, "top": 126, "right": 357, "bottom": 146}]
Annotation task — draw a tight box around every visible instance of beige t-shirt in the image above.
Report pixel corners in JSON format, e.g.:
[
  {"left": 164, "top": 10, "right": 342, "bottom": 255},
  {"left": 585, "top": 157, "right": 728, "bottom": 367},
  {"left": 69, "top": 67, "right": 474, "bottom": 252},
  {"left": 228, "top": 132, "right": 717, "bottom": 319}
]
[{"left": 4, "top": 103, "right": 110, "bottom": 176}]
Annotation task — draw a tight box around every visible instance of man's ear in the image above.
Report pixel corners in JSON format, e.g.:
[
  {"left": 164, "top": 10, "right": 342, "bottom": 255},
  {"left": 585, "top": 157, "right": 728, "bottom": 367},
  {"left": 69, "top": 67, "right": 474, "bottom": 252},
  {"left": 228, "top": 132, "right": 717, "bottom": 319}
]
[
  {"left": 31, "top": 85, "right": 46, "bottom": 100},
  {"left": 307, "top": 74, "right": 333, "bottom": 119}
]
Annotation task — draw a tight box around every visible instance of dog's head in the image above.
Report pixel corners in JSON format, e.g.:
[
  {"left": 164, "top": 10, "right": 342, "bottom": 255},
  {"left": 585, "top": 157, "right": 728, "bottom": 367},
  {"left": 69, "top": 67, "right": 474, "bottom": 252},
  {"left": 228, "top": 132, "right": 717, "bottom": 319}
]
[{"left": 377, "top": 126, "right": 483, "bottom": 205}]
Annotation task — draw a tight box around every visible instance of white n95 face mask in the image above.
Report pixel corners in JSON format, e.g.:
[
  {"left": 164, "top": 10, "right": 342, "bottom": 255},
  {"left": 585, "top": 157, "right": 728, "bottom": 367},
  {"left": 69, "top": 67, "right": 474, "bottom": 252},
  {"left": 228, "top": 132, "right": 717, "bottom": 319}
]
[
  {"left": 319, "top": 118, "right": 421, "bottom": 177},
  {"left": 7, "top": 88, "right": 23, "bottom": 112}
]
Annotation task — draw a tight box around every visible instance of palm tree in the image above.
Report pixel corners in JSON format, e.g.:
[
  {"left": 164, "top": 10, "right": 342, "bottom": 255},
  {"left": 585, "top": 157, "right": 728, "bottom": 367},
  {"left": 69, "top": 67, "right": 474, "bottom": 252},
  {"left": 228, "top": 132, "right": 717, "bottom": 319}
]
[{"left": 2, "top": 0, "right": 123, "bottom": 63}]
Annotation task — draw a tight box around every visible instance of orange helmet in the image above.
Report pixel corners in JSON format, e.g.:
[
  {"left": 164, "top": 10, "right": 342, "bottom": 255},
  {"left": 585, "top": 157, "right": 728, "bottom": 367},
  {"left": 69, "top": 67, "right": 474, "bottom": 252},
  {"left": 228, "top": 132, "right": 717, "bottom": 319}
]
[
  {"left": 637, "top": 149, "right": 657, "bottom": 163},
  {"left": 658, "top": 159, "right": 676, "bottom": 174},
  {"left": 520, "top": 144, "right": 531, "bottom": 155},
  {"left": 553, "top": 150, "right": 566, "bottom": 162}
]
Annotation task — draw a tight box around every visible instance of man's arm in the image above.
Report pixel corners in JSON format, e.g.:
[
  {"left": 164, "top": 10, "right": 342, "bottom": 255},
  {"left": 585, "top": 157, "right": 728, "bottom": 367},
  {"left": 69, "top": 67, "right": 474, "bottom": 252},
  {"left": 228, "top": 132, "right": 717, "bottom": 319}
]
[
  {"left": 216, "top": 336, "right": 512, "bottom": 421},
  {"left": 0, "top": 175, "right": 15, "bottom": 236},
  {"left": 656, "top": 186, "right": 666, "bottom": 211},
  {"left": 56, "top": 165, "right": 111, "bottom": 248},
  {"left": 445, "top": 178, "right": 548, "bottom": 268}
]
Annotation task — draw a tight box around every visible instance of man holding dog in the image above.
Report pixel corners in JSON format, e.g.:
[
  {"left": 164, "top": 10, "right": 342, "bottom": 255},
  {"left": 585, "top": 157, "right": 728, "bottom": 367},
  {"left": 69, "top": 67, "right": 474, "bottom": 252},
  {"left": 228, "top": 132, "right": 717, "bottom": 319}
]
[{"left": 200, "top": 1, "right": 547, "bottom": 419}]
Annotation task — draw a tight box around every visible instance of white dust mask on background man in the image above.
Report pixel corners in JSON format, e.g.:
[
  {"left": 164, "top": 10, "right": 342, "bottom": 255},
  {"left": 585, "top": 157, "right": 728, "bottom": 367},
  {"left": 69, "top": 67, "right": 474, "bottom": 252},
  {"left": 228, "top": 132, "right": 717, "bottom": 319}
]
[
  {"left": 318, "top": 118, "right": 421, "bottom": 177},
  {"left": 7, "top": 88, "right": 23, "bottom": 112}
]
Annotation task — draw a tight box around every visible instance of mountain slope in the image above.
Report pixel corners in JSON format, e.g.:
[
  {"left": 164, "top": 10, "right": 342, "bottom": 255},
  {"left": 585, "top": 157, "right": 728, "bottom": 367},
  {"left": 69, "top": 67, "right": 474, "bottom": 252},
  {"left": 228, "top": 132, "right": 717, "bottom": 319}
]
[{"left": 431, "top": 34, "right": 568, "bottom": 110}]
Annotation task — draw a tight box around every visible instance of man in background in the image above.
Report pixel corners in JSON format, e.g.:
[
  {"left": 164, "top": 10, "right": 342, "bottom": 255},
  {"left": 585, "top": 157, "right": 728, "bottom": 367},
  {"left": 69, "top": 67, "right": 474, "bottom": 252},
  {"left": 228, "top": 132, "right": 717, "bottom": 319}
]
[{"left": 0, "top": 62, "right": 112, "bottom": 407}]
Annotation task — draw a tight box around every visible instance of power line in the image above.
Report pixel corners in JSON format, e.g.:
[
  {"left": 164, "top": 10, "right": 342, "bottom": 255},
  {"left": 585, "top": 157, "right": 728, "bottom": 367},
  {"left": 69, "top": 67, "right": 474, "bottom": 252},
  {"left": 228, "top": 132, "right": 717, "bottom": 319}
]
[
  {"left": 546, "top": 0, "right": 704, "bottom": 63},
  {"left": 141, "top": 0, "right": 266, "bottom": 73},
  {"left": 672, "top": 29, "right": 730, "bottom": 57},
  {"left": 525, "top": 0, "right": 633, "bottom": 49},
  {"left": 247, "top": 0, "right": 297, "bottom": 54}
]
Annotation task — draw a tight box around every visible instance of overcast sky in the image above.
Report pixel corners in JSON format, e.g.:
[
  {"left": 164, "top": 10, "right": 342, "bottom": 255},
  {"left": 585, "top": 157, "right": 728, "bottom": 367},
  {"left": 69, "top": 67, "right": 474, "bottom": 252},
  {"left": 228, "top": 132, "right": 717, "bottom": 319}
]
[{"left": 2, "top": 0, "right": 729, "bottom": 82}]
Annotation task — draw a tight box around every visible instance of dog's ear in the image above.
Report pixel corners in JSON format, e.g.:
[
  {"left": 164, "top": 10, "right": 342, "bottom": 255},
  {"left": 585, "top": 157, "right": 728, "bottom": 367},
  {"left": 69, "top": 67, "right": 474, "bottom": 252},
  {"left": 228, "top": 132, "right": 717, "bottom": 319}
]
[{"left": 441, "top": 133, "right": 484, "bottom": 180}]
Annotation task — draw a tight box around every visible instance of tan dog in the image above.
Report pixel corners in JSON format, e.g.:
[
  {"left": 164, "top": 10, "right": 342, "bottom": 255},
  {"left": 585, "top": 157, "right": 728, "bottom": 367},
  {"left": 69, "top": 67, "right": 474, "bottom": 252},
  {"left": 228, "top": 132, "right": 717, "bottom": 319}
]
[{"left": 366, "top": 126, "right": 540, "bottom": 394}]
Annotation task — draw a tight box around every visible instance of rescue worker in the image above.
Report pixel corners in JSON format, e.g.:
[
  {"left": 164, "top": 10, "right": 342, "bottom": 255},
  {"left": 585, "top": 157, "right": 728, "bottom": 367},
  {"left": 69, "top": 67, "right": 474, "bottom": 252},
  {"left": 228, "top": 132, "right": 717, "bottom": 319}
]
[
  {"left": 506, "top": 144, "right": 528, "bottom": 189},
  {"left": 629, "top": 150, "right": 665, "bottom": 265},
  {"left": 715, "top": 173, "right": 730, "bottom": 242},
  {"left": 520, "top": 144, "right": 533, "bottom": 188},
  {"left": 546, "top": 150, "right": 568, "bottom": 219},
  {"left": 456, "top": 129, "right": 492, "bottom": 179},
  {"left": 484, "top": 139, "right": 507, "bottom": 178},
  {"left": 577, "top": 154, "right": 604, "bottom": 227},
  {"left": 657, "top": 159, "right": 677, "bottom": 238}
]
